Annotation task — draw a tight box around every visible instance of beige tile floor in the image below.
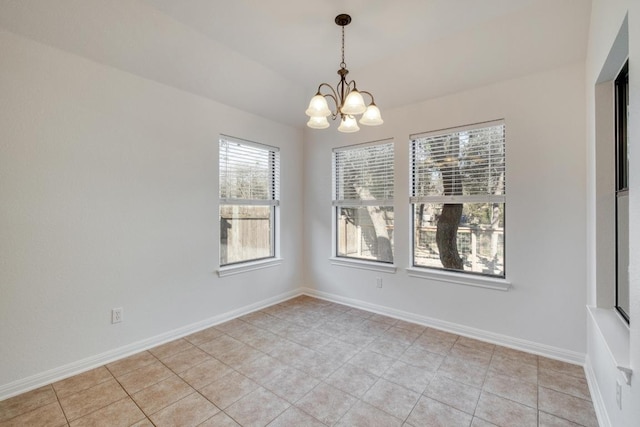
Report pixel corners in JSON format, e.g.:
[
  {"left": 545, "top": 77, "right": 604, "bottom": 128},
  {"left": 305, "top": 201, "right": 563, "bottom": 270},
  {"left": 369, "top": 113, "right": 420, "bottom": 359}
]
[{"left": 0, "top": 296, "right": 599, "bottom": 427}]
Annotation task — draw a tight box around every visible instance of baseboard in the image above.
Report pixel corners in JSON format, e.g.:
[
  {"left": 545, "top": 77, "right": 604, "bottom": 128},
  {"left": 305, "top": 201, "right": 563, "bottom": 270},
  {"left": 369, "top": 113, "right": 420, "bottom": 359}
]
[
  {"left": 584, "top": 354, "right": 611, "bottom": 427},
  {"left": 0, "top": 288, "right": 303, "bottom": 401},
  {"left": 300, "top": 287, "right": 586, "bottom": 365},
  {"left": 2, "top": 285, "right": 588, "bottom": 401}
]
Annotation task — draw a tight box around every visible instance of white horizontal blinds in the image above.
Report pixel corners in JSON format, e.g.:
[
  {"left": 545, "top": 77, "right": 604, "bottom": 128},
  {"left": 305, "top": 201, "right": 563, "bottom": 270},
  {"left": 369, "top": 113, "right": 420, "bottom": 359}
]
[
  {"left": 411, "top": 122, "right": 505, "bottom": 204},
  {"left": 333, "top": 140, "right": 394, "bottom": 207},
  {"left": 219, "top": 136, "right": 280, "bottom": 206}
]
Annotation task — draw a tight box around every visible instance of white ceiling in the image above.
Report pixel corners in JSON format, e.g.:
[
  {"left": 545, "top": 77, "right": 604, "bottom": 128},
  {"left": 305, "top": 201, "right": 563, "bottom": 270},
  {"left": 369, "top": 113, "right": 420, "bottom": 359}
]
[{"left": 0, "top": 0, "right": 591, "bottom": 127}]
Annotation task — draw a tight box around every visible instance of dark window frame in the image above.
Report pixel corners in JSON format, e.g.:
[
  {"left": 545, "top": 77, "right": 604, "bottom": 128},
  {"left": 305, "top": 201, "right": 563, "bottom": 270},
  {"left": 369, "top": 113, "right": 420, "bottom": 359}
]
[{"left": 615, "top": 60, "right": 630, "bottom": 323}]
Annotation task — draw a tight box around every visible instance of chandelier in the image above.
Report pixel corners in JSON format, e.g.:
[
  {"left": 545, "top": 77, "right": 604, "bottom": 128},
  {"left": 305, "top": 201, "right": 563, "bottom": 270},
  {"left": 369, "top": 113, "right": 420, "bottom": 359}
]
[{"left": 305, "top": 14, "right": 383, "bottom": 133}]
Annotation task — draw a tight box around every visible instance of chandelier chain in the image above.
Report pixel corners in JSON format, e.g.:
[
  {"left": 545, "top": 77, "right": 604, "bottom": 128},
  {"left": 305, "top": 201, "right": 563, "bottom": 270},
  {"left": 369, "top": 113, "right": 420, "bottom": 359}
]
[{"left": 340, "top": 25, "right": 346, "bottom": 68}]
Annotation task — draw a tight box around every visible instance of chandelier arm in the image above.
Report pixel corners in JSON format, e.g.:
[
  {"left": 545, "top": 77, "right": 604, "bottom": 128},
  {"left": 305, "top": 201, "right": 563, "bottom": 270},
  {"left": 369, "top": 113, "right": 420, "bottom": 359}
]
[
  {"left": 317, "top": 83, "right": 340, "bottom": 118},
  {"left": 359, "top": 90, "right": 376, "bottom": 104}
]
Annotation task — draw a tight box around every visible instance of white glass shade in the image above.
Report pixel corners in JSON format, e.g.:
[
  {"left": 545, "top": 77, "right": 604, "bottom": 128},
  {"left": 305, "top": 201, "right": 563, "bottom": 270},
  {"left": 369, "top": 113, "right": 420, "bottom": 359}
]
[
  {"left": 359, "top": 104, "right": 384, "bottom": 126},
  {"left": 305, "top": 94, "right": 331, "bottom": 117},
  {"left": 338, "top": 115, "right": 360, "bottom": 133},
  {"left": 340, "top": 89, "right": 366, "bottom": 115},
  {"left": 307, "top": 115, "right": 330, "bottom": 129}
]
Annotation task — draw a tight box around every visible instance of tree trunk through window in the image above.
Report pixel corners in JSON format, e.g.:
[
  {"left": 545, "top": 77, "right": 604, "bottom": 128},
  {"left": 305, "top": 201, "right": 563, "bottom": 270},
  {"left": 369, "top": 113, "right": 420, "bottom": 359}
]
[
  {"left": 354, "top": 185, "right": 393, "bottom": 262},
  {"left": 437, "top": 203, "right": 463, "bottom": 269},
  {"left": 435, "top": 135, "right": 463, "bottom": 270}
]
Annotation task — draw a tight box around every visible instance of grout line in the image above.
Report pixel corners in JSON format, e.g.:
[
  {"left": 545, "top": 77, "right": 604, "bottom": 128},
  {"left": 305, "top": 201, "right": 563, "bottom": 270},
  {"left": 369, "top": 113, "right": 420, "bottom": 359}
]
[
  {"left": 6, "top": 296, "right": 598, "bottom": 427},
  {"left": 51, "top": 384, "right": 71, "bottom": 426}
]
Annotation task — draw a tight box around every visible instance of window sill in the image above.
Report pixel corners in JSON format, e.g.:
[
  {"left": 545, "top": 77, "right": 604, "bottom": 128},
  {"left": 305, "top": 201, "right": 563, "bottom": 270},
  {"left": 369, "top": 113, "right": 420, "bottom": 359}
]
[
  {"left": 406, "top": 267, "right": 511, "bottom": 291},
  {"left": 330, "top": 257, "right": 397, "bottom": 273},
  {"left": 217, "top": 258, "right": 283, "bottom": 277},
  {"left": 587, "top": 306, "right": 632, "bottom": 384}
]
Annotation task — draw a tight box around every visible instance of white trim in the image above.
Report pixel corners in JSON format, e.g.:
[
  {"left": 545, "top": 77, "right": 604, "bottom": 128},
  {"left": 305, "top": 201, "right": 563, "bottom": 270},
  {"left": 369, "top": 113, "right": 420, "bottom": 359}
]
[
  {"left": 406, "top": 267, "right": 511, "bottom": 291},
  {"left": 409, "top": 195, "right": 505, "bottom": 204},
  {"left": 219, "top": 199, "right": 279, "bottom": 206},
  {"left": 584, "top": 355, "right": 612, "bottom": 427},
  {"left": 2, "top": 287, "right": 587, "bottom": 401},
  {"left": 587, "top": 306, "right": 631, "bottom": 383},
  {"left": 332, "top": 138, "right": 394, "bottom": 152},
  {"left": 332, "top": 199, "right": 394, "bottom": 207},
  {"left": 330, "top": 257, "right": 397, "bottom": 273},
  {"left": 217, "top": 257, "right": 283, "bottom": 277},
  {"left": 219, "top": 134, "right": 280, "bottom": 152},
  {"left": 410, "top": 119, "right": 505, "bottom": 140},
  {"left": 0, "top": 289, "right": 302, "bottom": 401},
  {"left": 300, "top": 287, "right": 584, "bottom": 364}
]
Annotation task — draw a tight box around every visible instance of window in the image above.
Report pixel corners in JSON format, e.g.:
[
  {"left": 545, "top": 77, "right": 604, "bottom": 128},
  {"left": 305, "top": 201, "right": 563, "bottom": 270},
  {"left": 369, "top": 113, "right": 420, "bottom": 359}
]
[
  {"left": 411, "top": 121, "right": 505, "bottom": 277},
  {"left": 219, "top": 135, "right": 279, "bottom": 266},
  {"left": 615, "top": 60, "right": 629, "bottom": 323},
  {"left": 333, "top": 140, "right": 394, "bottom": 263}
]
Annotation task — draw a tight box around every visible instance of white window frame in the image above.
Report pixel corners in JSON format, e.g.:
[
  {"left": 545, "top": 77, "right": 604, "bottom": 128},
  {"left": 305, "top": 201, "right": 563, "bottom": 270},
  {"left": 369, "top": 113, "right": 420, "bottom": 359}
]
[
  {"left": 330, "top": 139, "right": 397, "bottom": 272},
  {"left": 217, "top": 135, "right": 281, "bottom": 276},
  {"left": 408, "top": 120, "right": 509, "bottom": 290}
]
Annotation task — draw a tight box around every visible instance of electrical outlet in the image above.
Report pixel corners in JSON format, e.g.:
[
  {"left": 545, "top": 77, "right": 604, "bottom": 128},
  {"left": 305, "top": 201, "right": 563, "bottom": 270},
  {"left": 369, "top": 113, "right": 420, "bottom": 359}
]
[
  {"left": 112, "top": 307, "right": 123, "bottom": 324},
  {"left": 616, "top": 380, "right": 622, "bottom": 410},
  {"left": 376, "top": 278, "right": 383, "bottom": 288}
]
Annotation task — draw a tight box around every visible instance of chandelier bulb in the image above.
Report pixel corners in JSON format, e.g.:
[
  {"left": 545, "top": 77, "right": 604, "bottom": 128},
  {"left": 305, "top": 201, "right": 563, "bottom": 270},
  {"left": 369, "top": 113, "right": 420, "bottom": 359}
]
[
  {"left": 359, "top": 103, "right": 384, "bottom": 126},
  {"left": 341, "top": 89, "right": 367, "bottom": 115},
  {"left": 337, "top": 115, "right": 360, "bottom": 133},
  {"left": 305, "top": 94, "right": 331, "bottom": 117},
  {"left": 307, "top": 116, "right": 330, "bottom": 129}
]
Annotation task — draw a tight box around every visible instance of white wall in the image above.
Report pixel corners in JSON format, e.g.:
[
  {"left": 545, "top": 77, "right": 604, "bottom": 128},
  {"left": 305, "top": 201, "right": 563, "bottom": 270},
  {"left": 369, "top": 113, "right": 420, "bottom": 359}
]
[
  {"left": 0, "top": 29, "right": 304, "bottom": 393},
  {"left": 585, "top": 0, "right": 640, "bottom": 425},
  {"left": 303, "top": 62, "right": 587, "bottom": 357}
]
